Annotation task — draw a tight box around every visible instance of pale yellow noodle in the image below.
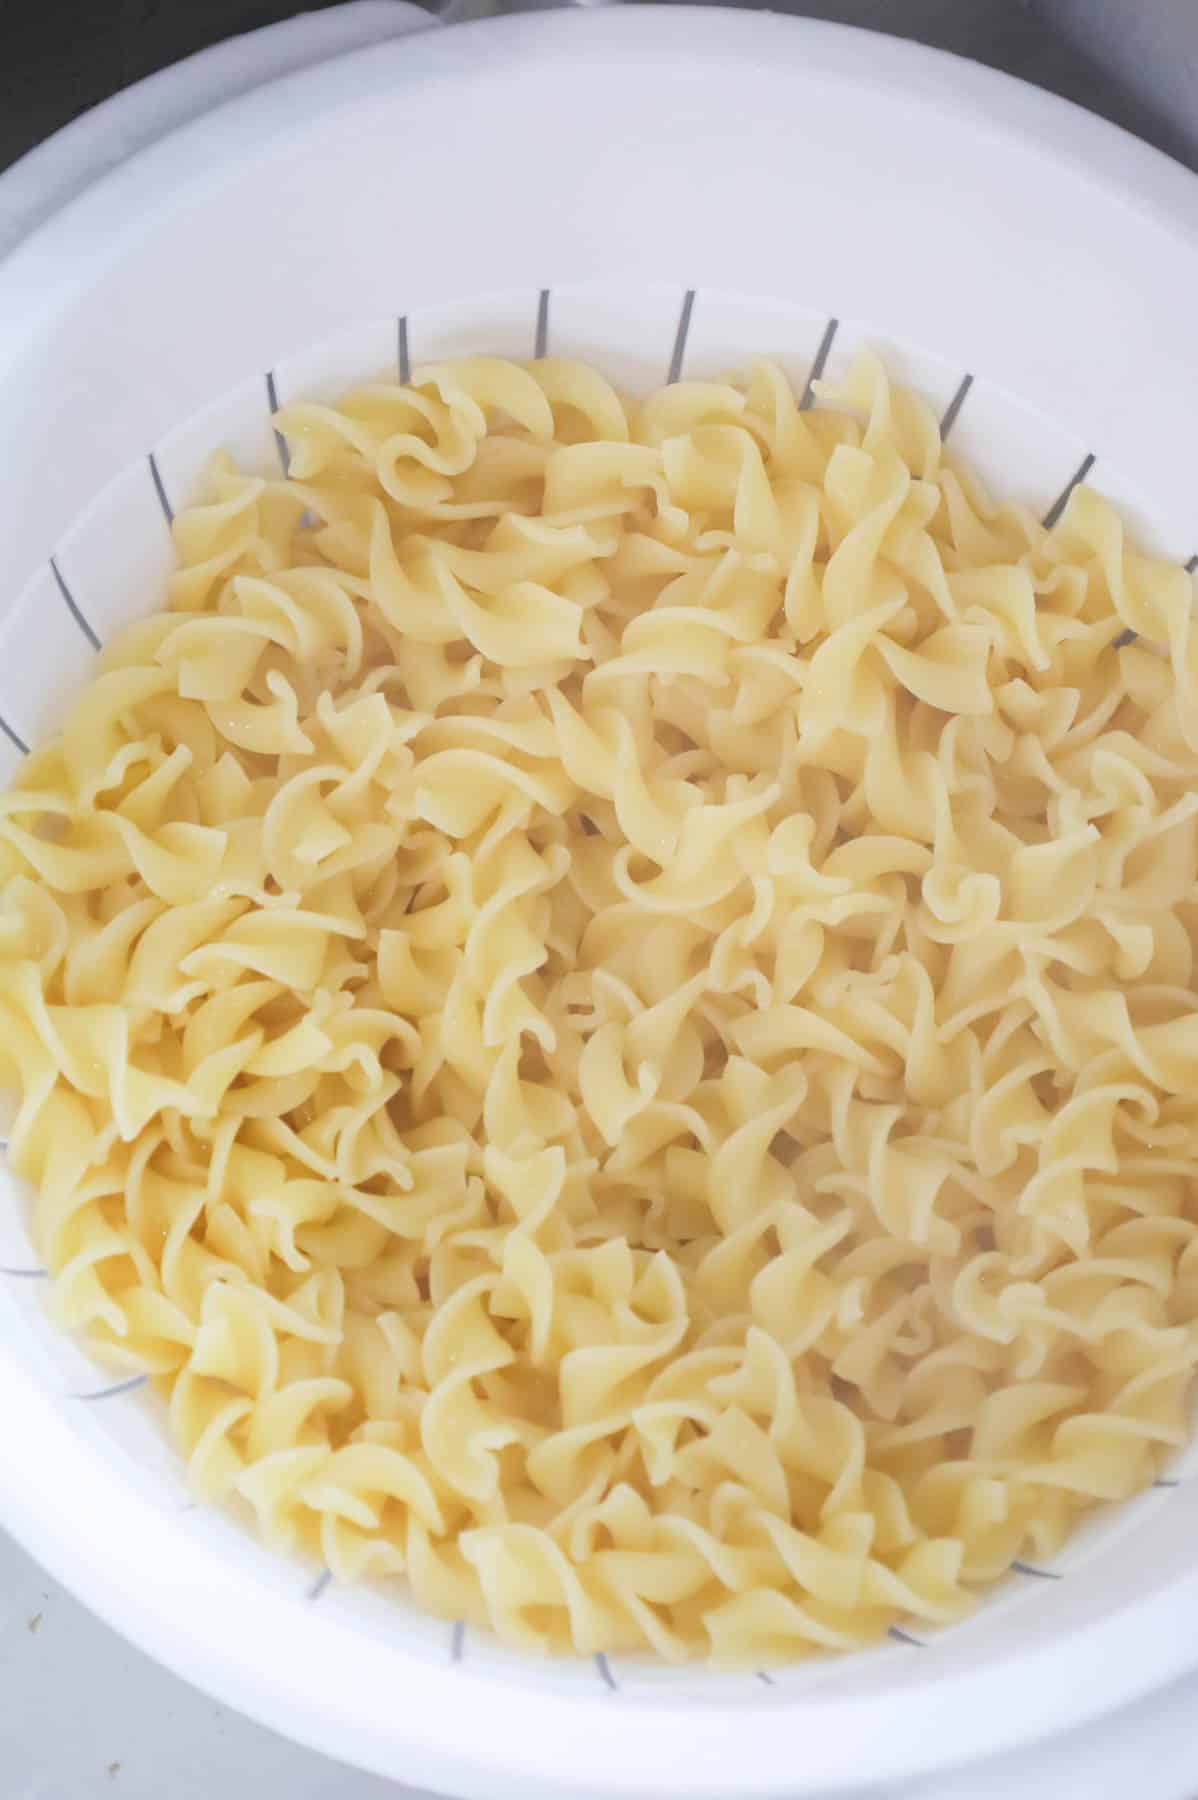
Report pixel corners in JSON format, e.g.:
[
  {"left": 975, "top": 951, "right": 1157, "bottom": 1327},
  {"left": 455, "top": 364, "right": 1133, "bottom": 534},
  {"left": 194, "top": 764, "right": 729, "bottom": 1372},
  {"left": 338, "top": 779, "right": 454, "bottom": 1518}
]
[{"left": 1, "top": 350, "right": 1197, "bottom": 1665}]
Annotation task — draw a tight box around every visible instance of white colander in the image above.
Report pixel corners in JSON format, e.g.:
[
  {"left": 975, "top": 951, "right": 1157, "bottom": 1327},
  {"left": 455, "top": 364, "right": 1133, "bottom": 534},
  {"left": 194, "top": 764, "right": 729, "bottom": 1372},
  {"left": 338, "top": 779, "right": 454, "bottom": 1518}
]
[{"left": 0, "top": 11, "right": 1196, "bottom": 1797}]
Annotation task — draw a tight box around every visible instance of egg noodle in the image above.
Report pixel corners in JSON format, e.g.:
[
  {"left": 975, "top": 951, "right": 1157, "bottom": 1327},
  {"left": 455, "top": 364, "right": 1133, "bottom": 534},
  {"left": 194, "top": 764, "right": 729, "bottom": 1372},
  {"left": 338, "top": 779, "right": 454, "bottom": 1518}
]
[{"left": 1, "top": 351, "right": 1196, "bottom": 1664}]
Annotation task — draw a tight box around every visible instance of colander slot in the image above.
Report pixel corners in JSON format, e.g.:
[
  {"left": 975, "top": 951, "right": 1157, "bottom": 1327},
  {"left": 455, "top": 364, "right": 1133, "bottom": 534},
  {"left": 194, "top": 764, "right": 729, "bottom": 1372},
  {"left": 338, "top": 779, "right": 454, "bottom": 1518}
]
[
  {"left": 939, "top": 371, "right": 974, "bottom": 441},
  {"left": 72, "top": 1374, "right": 149, "bottom": 1403},
  {"left": 799, "top": 316, "right": 839, "bottom": 411},
  {"left": 1043, "top": 451, "right": 1096, "bottom": 528},
  {"left": 0, "top": 710, "right": 28, "bottom": 755},
  {"left": 595, "top": 1650, "right": 619, "bottom": 1690},
  {"left": 265, "top": 370, "right": 290, "bottom": 477},
  {"left": 667, "top": 288, "right": 696, "bottom": 385},
  {"left": 49, "top": 555, "right": 100, "bottom": 651},
  {"left": 147, "top": 451, "right": 174, "bottom": 525}
]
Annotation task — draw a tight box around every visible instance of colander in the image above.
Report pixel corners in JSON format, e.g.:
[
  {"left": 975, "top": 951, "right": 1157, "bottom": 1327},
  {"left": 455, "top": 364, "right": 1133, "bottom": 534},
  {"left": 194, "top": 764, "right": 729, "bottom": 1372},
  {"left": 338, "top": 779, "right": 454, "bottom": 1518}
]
[{"left": 0, "top": 11, "right": 1196, "bottom": 1797}]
